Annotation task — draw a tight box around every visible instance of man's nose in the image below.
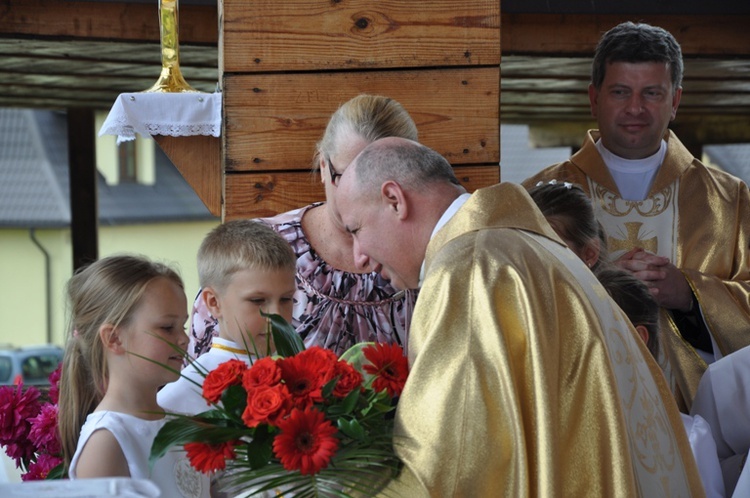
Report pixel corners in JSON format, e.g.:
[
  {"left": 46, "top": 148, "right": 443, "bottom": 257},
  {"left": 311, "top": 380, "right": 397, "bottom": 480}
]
[{"left": 627, "top": 95, "right": 645, "bottom": 114}]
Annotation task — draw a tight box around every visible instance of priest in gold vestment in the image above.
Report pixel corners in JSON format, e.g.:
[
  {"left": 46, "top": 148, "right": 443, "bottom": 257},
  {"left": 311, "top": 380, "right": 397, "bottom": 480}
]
[
  {"left": 523, "top": 22, "right": 750, "bottom": 410},
  {"left": 524, "top": 130, "right": 750, "bottom": 410},
  {"left": 335, "top": 137, "right": 704, "bottom": 497}
]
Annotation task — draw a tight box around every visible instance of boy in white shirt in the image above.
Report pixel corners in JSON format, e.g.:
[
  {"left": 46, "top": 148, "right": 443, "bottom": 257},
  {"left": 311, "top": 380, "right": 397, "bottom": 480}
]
[{"left": 158, "top": 220, "right": 296, "bottom": 415}]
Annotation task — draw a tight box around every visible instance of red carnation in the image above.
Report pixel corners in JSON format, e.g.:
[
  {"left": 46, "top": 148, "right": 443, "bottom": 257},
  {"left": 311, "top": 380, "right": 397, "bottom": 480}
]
[
  {"left": 278, "top": 347, "right": 336, "bottom": 408},
  {"left": 273, "top": 407, "right": 339, "bottom": 475},
  {"left": 242, "top": 383, "right": 292, "bottom": 428},
  {"left": 202, "top": 359, "right": 248, "bottom": 404},
  {"left": 184, "top": 441, "right": 239, "bottom": 474},
  {"left": 331, "top": 360, "right": 364, "bottom": 399},
  {"left": 243, "top": 357, "right": 282, "bottom": 389},
  {"left": 363, "top": 343, "right": 409, "bottom": 397}
]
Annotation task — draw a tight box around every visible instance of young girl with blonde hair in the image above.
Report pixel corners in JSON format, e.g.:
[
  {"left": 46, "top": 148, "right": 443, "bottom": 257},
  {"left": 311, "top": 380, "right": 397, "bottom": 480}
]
[{"left": 58, "top": 254, "right": 209, "bottom": 497}]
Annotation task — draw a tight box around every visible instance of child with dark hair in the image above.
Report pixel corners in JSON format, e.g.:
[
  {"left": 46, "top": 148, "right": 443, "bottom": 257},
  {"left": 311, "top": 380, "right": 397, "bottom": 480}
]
[
  {"left": 596, "top": 265, "right": 724, "bottom": 498},
  {"left": 528, "top": 180, "right": 609, "bottom": 271}
]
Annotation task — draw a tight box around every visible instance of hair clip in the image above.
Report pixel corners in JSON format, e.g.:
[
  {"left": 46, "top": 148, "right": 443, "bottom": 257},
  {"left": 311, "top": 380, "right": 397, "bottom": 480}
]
[{"left": 536, "top": 179, "right": 572, "bottom": 189}]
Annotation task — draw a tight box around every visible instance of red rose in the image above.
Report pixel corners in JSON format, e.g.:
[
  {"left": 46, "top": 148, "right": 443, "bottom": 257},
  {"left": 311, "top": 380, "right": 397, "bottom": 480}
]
[
  {"left": 331, "top": 360, "right": 363, "bottom": 398},
  {"left": 363, "top": 343, "right": 409, "bottom": 397},
  {"left": 202, "top": 359, "right": 248, "bottom": 404},
  {"left": 241, "top": 383, "right": 292, "bottom": 428},
  {"left": 243, "top": 357, "right": 282, "bottom": 389}
]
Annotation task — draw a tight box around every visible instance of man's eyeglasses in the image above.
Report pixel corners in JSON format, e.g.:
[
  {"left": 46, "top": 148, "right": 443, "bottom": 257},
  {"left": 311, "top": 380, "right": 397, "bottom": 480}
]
[{"left": 327, "top": 156, "right": 343, "bottom": 186}]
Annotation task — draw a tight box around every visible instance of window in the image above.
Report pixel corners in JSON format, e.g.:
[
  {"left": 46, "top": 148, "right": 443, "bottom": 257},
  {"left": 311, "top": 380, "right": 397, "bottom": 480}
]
[{"left": 118, "top": 139, "right": 138, "bottom": 183}]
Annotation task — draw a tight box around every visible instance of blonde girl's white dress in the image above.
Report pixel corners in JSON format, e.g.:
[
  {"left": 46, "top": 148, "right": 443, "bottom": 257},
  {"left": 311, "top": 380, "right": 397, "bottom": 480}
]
[{"left": 69, "top": 411, "right": 209, "bottom": 498}]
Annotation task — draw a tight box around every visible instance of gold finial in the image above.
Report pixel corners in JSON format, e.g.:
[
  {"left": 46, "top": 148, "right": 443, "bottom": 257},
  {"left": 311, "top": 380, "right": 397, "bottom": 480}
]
[{"left": 143, "top": 0, "right": 198, "bottom": 93}]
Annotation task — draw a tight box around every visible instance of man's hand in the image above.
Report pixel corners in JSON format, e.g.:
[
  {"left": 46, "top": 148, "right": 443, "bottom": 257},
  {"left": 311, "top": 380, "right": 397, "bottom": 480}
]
[{"left": 615, "top": 248, "right": 694, "bottom": 312}]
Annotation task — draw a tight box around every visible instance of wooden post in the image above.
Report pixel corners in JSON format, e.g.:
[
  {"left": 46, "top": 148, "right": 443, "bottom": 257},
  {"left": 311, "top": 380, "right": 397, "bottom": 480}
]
[{"left": 67, "top": 108, "right": 98, "bottom": 271}]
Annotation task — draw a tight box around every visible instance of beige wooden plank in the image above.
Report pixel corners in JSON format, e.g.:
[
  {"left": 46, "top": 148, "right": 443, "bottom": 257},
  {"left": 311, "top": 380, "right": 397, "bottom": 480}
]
[
  {"left": 222, "top": 0, "right": 499, "bottom": 72},
  {"left": 223, "top": 67, "right": 499, "bottom": 171},
  {"left": 225, "top": 165, "right": 499, "bottom": 220}
]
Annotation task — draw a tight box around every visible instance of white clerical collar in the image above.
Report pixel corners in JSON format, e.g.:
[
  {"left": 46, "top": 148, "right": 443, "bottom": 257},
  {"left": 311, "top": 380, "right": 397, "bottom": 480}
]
[
  {"left": 418, "top": 193, "right": 472, "bottom": 287},
  {"left": 595, "top": 139, "right": 666, "bottom": 201}
]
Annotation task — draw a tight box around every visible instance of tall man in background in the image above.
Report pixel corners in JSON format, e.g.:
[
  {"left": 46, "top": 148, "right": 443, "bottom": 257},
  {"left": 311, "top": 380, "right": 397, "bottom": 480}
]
[{"left": 523, "top": 22, "right": 750, "bottom": 410}]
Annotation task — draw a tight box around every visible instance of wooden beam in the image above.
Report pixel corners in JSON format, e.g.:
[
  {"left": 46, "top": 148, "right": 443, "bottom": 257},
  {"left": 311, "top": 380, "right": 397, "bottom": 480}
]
[
  {"left": 155, "top": 135, "right": 222, "bottom": 218},
  {"left": 502, "top": 14, "right": 750, "bottom": 56},
  {"left": 0, "top": 0, "right": 218, "bottom": 43}
]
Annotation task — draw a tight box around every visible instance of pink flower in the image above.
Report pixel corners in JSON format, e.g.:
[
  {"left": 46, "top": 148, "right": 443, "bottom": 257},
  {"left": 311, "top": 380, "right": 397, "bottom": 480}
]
[
  {"left": 21, "top": 453, "right": 62, "bottom": 481},
  {"left": 4, "top": 440, "right": 37, "bottom": 468},
  {"left": 0, "top": 384, "right": 42, "bottom": 444},
  {"left": 28, "top": 404, "right": 60, "bottom": 456},
  {"left": 47, "top": 365, "right": 62, "bottom": 405}
]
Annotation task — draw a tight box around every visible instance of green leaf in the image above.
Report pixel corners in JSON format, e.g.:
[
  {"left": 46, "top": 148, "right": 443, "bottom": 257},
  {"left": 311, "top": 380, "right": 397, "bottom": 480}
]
[
  {"left": 45, "top": 462, "right": 66, "bottom": 480},
  {"left": 221, "top": 384, "right": 248, "bottom": 417},
  {"left": 337, "top": 418, "right": 366, "bottom": 441},
  {"left": 242, "top": 424, "right": 275, "bottom": 470},
  {"left": 321, "top": 376, "right": 338, "bottom": 398},
  {"left": 263, "top": 311, "right": 305, "bottom": 357},
  {"left": 245, "top": 437, "right": 274, "bottom": 470},
  {"left": 328, "top": 387, "right": 361, "bottom": 418}
]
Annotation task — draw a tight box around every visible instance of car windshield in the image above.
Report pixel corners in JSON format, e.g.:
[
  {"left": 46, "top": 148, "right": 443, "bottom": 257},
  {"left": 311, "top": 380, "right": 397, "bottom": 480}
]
[{"left": 22, "top": 354, "right": 62, "bottom": 382}]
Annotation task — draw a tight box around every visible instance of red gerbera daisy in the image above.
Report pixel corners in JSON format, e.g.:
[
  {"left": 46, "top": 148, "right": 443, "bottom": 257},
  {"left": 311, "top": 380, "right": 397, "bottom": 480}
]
[
  {"left": 184, "top": 440, "right": 239, "bottom": 474},
  {"left": 278, "top": 347, "right": 336, "bottom": 408},
  {"left": 272, "top": 407, "right": 339, "bottom": 475},
  {"left": 363, "top": 343, "right": 409, "bottom": 397}
]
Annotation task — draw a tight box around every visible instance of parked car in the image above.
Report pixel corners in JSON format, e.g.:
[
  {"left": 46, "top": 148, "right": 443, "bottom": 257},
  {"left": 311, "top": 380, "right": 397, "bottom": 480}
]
[{"left": 0, "top": 345, "right": 63, "bottom": 386}]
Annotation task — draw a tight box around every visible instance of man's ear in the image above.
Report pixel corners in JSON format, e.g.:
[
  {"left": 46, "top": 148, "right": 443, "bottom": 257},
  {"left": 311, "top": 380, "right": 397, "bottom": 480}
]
[
  {"left": 203, "top": 286, "right": 223, "bottom": 320},
  {"left": 670, "top": 87, "right": 682, "bottom": 121},
  {"left": 634, "top": 324, "right": 650, "bottom": 346},
  {"left": 100, "top": 324, "right": 125, "bottom": 354},
  {"left": 381, "top": 180, "right": 408, "bottom": 220},
  {"left": 588, "top": 84, "right": 599, "bottom": 119}
]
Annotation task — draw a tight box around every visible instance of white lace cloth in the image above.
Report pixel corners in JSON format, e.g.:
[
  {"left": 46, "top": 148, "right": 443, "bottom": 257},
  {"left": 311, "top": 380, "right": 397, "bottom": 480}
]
[{"left": 99, "top": 92, "right": 222, "bottom": 145}]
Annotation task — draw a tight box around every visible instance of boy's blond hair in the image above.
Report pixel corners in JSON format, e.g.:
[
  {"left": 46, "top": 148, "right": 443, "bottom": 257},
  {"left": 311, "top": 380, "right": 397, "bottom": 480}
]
[{"left": 197, "top": 220, "right": 296, "bottom": 291}]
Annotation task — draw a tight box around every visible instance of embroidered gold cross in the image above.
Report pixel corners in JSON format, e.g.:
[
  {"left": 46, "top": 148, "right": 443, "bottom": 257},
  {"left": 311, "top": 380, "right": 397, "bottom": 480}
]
[{"left": 608, "top": 221, "right": 658, "bottom": 254}]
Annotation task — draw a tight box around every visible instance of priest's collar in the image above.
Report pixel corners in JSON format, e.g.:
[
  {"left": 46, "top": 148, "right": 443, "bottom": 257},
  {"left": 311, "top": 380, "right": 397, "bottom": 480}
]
[{"left": 418, "top": 193, "right": 472, "bottom": 287}]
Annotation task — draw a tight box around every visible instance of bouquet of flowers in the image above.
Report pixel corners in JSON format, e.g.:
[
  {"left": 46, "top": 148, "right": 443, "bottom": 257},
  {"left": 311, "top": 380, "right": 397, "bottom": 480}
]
[
  {"left": 0, "top": 365, "right": 64, "bottom": 480},
  {"left": 151, "top": 315, "right": 409, "bottom": 497}
]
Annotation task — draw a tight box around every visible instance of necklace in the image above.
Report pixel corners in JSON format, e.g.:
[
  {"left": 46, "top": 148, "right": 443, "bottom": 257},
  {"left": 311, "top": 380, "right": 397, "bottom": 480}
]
[{"left": 211, "top": 342, "right": 249, "bottom": 355}]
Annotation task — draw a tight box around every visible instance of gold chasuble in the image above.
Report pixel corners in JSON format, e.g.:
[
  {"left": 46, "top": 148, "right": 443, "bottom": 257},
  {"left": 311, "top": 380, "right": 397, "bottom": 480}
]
[
  {"left": 379, "top": 184, "right": 702, "bottom": 497},
  {"left": 523, "top": 130, "right": 750, "bottom": 409}
]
